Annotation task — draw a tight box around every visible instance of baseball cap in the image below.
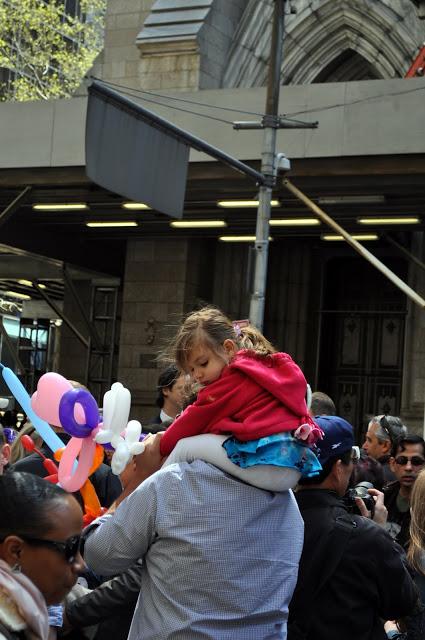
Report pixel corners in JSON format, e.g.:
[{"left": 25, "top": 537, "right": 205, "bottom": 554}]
[{"left": 313, "top": 415, "right": 354, "bottom": 465}]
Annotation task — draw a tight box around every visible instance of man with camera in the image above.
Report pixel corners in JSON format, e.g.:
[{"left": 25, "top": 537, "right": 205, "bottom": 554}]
[{"left": 288, "top": 415, "right": 418, "bottom": 640}]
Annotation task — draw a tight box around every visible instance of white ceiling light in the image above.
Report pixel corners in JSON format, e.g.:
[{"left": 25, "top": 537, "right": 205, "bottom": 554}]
[
  {"left": 269, "top": 218, "right": 320, "bottom": 226},
  {"left": 122, "top": 202, "right": 150, "bottom": 210},
  {"left": 357, "top": 217, "right": 420, "bottom": 225},
  {"left": 322, "top": 234, "right": 379, "bottom": 241},
  {"left": 219, "top": 235, "right": 273, "bottom": 242},
  {"left": 170, "top": 220, "right": 227, "bottom": 228},
  {"left": 17, "top": 280, "right": 46, "bottom": 289},
  {"left": 33, "top": 203, "right": 88, "bottom": 211},
  {"left": 86, "top": 221, "right": 138, "bottom": 227},
  {"left": 217, "top": 200, "right": 280, "bottom": 208},
  {"left": 4, "top": 290, "right": 31, "bottom": 300}
]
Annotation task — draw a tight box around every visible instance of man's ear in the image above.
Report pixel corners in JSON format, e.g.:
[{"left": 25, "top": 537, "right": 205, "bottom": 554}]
[
  {"left": 0, "top": 443, "right": 10, "bottom": 466},
  {"left": 389, "top": 456, "right": 396, "bottom": 473},
  {"left": 381, "top": 439, "right": 392, "bottom": 456}
]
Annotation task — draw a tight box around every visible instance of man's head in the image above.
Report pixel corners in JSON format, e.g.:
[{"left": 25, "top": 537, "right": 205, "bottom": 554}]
[
  {"left": 389, "top": 435, "right": 425, "bottom": 498},
  {"left": 156, "top": 365, "right": 185, "bottom": 419},
  {"left": 299, "top": 415, "right": 355, "bottom": 496},
  {"left": 362, "top": 415, "right": 406, "bottom": 461},
  {"left": 0, "top": 426, "right": 11, "bottom": 474},
  {"left": 309, "top": 391, "right": 336, "bottom": 417}
]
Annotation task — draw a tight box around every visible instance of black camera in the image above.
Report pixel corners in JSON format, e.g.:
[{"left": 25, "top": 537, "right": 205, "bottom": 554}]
[{"left": 343, "top": 481, "right": 375, "bottom": 516}]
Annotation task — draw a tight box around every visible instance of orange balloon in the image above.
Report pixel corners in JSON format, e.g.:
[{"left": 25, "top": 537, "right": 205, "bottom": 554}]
[
  {"left": 80, "top": 478, "right": 101, "bottom": 517},
  {"left": 53, "top": 447, "right": 65, "bottom": 462},
  {"left": 88, "top": 443, "right": 104, "bottom": 475}
]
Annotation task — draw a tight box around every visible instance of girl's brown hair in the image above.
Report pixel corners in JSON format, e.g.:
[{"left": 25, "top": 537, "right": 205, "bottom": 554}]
[
  {"left": 169, "top": 306, "right": 275, "bottom": 371},
  {"left": 407, "top": 468, "right": 425, "bottom": 574}
]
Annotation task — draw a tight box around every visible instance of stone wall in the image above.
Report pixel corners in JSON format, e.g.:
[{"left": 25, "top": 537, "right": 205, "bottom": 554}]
[
  {"left": 117, "top": 237, "right": 214, "bottom": 422},
  {"left": 92, "top": 0, "right": 155, "bottom": 88},
  {"left": 401, "top": 232, "right": 425, "bottom": 434}
]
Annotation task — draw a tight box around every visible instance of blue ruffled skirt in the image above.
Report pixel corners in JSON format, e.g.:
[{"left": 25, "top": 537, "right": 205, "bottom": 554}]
[{"left": 222, "top": 432, "right": 322, "bottom": 478}]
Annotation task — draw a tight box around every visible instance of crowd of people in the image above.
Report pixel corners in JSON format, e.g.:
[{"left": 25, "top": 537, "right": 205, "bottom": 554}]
[{"left": 0, "top": 305, "right": 424, "bottom": 640}]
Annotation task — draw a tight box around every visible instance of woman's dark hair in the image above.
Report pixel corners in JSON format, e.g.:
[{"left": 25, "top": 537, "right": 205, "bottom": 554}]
[
  {"left": 298, "top": 449, "right": 352, "bottom": 486},
  {"left": 0, "top": 472, "right": 68, "bottom": 539}
]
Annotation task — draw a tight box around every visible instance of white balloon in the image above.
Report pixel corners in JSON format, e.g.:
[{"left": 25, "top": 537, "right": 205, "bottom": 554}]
[
  {"left": 111, "top": 441, "right": 130, "bottom": 475},
  {"left": 125, "top": 420, "right": 142, "bottom": 444}
]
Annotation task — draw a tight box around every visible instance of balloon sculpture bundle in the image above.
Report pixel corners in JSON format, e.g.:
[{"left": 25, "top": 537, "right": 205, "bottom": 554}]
[{"left": 0, "top": 364, "right": 145, "bottom": 524}]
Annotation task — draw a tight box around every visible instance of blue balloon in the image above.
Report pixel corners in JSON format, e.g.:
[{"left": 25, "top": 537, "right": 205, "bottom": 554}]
[{"left": 0, "top": 364, "right": 64, "bottom": 454}]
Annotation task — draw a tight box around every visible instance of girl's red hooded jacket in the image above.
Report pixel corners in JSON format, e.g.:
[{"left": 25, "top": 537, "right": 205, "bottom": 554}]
[{"left": 160, "top": 350, "right": 314, "bottom": 456}]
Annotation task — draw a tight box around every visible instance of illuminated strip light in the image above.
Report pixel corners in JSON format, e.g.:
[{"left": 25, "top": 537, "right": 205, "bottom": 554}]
[
  {"left": 217, "top": 200, "right": 280, "bottom": 208},
  {"left": 358, "top": 217, "right": 420, "bottom": 225},
  {"left": 219, "top": 235, "right": 273, "bottom": 242},
  {"left": 33, "top": 203, "right": 88, "bottom": 211},
  {"left": 170, "top": 220, "right": 227, "bottom": 228},
  {"left": 4, "top": 290, "right": 31, "bottom": 300},
  {"left": 17, "top": 280, "right": 46, "bottom": 289},
  {"left": 122, "top": 202, "right": 150, "bottom": 210},
  {"left": 322, "top": 234, "right": 379, "bottom": 241},
  {"left": 269, "top": 218, "right": 320, "bottom": 226},
  {"left": 86, "top": 221, "right": 138, "bottom": 227}
]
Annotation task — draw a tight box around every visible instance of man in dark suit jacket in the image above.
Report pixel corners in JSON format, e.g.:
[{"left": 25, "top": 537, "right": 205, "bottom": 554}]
[{"left": 147, "top": 365, "right": 185, "bottom": 433}]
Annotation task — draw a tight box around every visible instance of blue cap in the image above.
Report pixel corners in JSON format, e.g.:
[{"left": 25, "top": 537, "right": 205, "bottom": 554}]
[{"left": 313, "top": 415, "right": 354, "bottom": 466}]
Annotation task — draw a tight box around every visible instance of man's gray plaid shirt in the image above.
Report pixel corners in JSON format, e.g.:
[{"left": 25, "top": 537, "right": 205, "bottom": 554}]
[{"left": 84, "top": 460, "right": 304, "bottom": 639}]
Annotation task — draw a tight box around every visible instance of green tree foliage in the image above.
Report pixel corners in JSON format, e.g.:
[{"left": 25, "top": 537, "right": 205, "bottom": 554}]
[{"left": 0, "top": 0, "right": 105, "bottom": 101}]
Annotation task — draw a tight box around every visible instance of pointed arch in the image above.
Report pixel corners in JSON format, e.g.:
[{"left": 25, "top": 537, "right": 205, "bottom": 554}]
[
  {"left": 312, "top": 49, "right": 382, "bottom": 82},
  {"left": 223, "top": 0, "right": 422, "bottom": 87}
]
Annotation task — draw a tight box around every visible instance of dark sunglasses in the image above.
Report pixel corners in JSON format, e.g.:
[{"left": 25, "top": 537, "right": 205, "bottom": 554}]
[
  {"left": 394, "top": 456, "right": 425, "bottom": 467},
  {"left": 18, "top": 534, "right": 82, "bottom": 563}
]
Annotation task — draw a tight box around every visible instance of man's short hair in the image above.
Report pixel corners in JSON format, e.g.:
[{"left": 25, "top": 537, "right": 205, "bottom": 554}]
[
  {"left": 310, "top": 392, "right": 336, "bottom": 416},
  {"left": 391, "top": 434, "right": 425, "bottom": 458},
  {"left": 156, "top": 365, "right": 180, "bottom": 408},
  {"left": 370, "top": 415, "right": 406, "bottom": 446}
]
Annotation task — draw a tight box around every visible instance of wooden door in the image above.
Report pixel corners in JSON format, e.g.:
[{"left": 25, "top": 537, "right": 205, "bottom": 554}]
[{"left": 318, "top": 256, "right": 407, "bottom": 441}]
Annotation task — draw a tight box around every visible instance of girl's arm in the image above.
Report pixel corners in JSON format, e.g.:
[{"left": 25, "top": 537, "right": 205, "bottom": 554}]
[
  {"left": 159, "top": 370, "right": 246, "bottom": 455},
  {"left": 159, "top": 399, "right": 214, "bottom": 455}
]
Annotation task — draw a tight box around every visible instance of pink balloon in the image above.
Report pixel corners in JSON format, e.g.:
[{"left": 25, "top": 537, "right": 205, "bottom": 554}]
[
  {"left": 58, "top": 436, "right": 96, "bottom": 492},
  {"left": 31, "top": 372, "right": 85, "bottom": 427}
]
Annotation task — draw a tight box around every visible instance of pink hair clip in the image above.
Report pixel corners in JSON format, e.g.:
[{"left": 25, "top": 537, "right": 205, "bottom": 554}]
[{"left": 232, "top": 319, "right": 249, "bottom": 338}]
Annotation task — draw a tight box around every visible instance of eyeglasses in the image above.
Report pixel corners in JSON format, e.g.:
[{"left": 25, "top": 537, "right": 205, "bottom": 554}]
[
  {"left": 351, "top": 446, "right": 360, "bottom": 464},
  {"left": 17, "top": 534, "right": 81, "bottom": 563},
  {"left": 394, "top": 456, "right": 425, "bottom": 467}
]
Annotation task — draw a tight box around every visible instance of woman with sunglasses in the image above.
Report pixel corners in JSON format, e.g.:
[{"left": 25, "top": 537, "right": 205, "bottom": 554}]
[{"left": 0, "top": 472, "right": 84, "bottom": 640}]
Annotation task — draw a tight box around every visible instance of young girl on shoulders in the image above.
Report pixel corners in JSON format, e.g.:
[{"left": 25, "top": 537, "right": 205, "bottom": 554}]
[{"left": 159, "top": 306, "right": 322, "bottom": 490}]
